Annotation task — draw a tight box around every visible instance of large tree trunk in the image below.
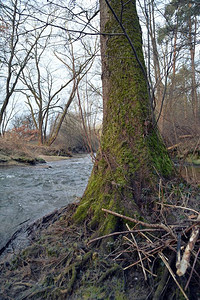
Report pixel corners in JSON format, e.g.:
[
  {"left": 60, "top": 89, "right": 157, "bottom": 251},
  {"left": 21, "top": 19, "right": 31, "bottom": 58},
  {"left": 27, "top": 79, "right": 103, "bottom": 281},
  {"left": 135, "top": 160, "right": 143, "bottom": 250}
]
[{"left": 74, "top": 0, "right": 173, "bottom": 235}]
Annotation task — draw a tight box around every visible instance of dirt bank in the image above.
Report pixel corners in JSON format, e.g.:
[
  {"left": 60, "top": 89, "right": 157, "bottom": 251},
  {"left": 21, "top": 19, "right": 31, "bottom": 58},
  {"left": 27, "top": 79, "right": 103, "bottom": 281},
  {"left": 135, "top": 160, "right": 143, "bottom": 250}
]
[
  {"left": 37, "top": 155, "right": 71, "bottom": 162},
  {"left": 0, "top": 141, "right": 72, "bottom": 166}
]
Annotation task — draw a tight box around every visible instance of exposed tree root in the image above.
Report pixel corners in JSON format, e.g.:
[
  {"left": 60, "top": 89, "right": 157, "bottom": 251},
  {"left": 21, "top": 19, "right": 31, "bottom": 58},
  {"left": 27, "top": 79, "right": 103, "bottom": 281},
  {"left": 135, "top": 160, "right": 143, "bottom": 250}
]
[
  {"left": 98, "top": 264, "right": 122, "bottom": 283},
  {"left": 62, "top": 251, "right": 93, "bottom": 295}
]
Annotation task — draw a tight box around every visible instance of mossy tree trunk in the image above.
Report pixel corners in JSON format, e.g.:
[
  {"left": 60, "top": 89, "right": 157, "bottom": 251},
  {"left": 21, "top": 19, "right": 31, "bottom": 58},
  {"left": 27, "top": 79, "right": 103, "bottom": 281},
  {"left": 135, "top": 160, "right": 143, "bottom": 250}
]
[{"left": 74, "top": 0, "right": 173, "bottom": 235}]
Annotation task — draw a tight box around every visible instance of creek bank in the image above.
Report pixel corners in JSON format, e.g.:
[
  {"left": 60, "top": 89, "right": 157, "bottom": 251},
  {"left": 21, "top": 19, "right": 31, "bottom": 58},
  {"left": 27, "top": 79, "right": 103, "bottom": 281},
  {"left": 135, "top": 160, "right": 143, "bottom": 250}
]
[
  {"left": 0, "top": 203, "right": 149, "bottom": 300},
  {"left": 0, "top": 180, "right": 199, "bottom": 299},
  {"left": 0, "top": 152, "right": 46, "bottom": 166},
  {"left": 0, "top": 205, "right": 74, "bottom": 258},
  {"left": 0, "top": 146, "right": 73, "bottom": 166}
]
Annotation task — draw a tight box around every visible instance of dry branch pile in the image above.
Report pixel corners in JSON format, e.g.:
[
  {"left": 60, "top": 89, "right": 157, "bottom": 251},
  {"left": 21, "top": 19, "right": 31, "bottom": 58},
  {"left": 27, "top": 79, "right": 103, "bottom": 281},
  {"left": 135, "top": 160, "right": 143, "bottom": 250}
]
[{"left": 88, "top": 204, "right": 200, "bottom": 300}]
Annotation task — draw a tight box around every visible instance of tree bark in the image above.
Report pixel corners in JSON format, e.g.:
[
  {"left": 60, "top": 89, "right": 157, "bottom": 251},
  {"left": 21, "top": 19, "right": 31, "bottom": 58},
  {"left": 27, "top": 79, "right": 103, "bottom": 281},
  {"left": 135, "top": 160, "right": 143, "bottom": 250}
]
[{"left": 74, "top": 0, "right": 173, "bottom": 235}]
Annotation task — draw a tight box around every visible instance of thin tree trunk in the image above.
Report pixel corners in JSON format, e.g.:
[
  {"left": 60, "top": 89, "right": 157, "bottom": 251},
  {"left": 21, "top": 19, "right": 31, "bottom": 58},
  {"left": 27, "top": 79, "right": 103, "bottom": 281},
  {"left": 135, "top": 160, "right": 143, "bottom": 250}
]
[
  {"left": 148, "top": 0, "right": 164, "bottom": 134},
  {"left": 188, "top": 13, "right": 198, "bottom": 123},
  {"left": 47, "top": 80, "right": 78, "bottom": 146}
]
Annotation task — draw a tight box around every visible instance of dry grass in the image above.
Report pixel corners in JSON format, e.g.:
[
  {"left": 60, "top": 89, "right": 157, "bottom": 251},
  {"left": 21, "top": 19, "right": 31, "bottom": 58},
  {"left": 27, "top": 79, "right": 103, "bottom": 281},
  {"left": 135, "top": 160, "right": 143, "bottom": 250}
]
[
  {"left": 0, "top": 134, "right": 72, "bottom": 164},
  {"left": 0, "top": 135, "right": 36, "bottom": 158}
]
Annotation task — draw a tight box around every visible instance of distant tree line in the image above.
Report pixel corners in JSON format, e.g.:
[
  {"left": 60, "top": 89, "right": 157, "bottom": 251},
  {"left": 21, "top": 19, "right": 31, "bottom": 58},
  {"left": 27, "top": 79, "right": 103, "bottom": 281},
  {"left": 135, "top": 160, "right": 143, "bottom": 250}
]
[{"left": 140, "top": 0, "right": 200, "bottom": 147}]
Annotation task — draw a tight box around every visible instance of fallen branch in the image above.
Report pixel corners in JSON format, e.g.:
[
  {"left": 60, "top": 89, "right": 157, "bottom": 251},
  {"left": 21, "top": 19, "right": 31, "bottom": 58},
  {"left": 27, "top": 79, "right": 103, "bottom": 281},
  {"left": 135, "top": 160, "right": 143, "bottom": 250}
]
[
  {"left": 88, "top": 228, "right": 165, "bottom": 245},
  {"left": 102, "top": 208, "right": 176, "bottom": 238},
  {"left": 185, "top": 247, "right": 200, "bottom": 290},
  {"left": 156, "top": 203, "right": 199, "bottom": 216},
  {"left": 126, "top": 224, "right": 147, "bottom": 280},
  {"left": 176, "top": 226, "right": 199, "bottom": 276},
  {"left": 152, "top": 252, "right": 175, "bottom": 300},
  {"left": 141, "top": 232, "right": 189, "bottom": 300},
  {"left": 159, "top": 253, "right": 189, "bottom": 300}
]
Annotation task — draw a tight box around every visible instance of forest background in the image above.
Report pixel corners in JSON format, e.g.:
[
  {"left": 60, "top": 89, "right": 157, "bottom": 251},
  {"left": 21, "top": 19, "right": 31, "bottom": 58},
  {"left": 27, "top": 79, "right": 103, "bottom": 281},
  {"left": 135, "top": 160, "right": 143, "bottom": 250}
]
[{"left": 0, "top": 0, "right": 199, "bottom": 164}]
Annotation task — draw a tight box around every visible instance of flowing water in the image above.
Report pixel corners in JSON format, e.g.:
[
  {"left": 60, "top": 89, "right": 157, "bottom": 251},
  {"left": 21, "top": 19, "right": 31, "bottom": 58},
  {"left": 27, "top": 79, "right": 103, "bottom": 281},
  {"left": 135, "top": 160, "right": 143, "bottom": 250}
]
[
  {"left": 0, "top": 155, "right": 93, "bottom": 250},
  {"left": 1, "top": 154, "right": 199, "bottom": 252}
]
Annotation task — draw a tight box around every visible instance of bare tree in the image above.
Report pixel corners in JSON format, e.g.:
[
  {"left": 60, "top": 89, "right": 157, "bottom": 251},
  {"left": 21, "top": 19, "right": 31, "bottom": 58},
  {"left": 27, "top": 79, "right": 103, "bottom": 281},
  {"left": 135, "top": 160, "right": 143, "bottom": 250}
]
[
  {"left": 0, "top": 0, "right": 49, "bottom": 134},
  {"left": 47, "top": 35, "right": 98, "bottom": 146}
]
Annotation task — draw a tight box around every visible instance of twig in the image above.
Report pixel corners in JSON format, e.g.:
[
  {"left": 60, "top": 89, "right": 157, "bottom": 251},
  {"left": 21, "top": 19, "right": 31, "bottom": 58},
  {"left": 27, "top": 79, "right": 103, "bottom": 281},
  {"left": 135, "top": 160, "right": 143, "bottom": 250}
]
[
  {"left": 123, "top": 236, "right": 151, "bottom": 262},
  {"left": 113, "top": 246, "right": 132, "bottom": 261},
  {"left": 185, "top": 247, "right": 200, "bottom": 290},
  {"left": 102, "top": 208, "right": 176, "bottom": 238},
  {"left": 137, "top": 263, "right": 157, "bottom": 277},
  {"left": 167, "top": 143, "right": 181, "bottom": 150},
  {"left": 123, "top": 246, "right": 163, "bottom": 271},
  {"left": 87, "top": 228, "right": 165, "bottom": 245},
  {"left": 176, "top": 226, "right": 199, "bottom": 276},
  {"left": 123, "top": 255, "right": 151, "bottom": 271},
  {"left": 126, "top": 224, "right": 147, "bottom": 280},
  {"left": 17, "top": 218, "right": 31, "bottom": 226},
  {"left": 156, "top": 203, "right": 199, "bottom": 216},
  {"left": 159, "top": 253, "right": 189, "bottom": 300},
  {"left": 14, "top": 282, "right": 33, "bottom": 287}
]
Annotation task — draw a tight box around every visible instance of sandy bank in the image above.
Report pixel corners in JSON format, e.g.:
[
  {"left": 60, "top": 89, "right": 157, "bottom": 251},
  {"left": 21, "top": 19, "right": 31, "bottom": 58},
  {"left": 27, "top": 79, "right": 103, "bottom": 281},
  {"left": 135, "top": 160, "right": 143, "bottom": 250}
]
[{"left": 38, "top": 155, "right": 71, "bottom": 162}]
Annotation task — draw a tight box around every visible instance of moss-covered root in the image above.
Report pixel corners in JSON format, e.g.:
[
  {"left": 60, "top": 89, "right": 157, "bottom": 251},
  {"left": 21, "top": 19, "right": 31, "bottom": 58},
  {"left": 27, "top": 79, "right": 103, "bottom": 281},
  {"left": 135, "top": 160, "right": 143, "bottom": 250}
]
[
  {"left": 18, "top": 251, "right": 93, "bottom": 300},
  {"left": 63, "top": 250, "right": 93, "bottom": 295},
  {"left": 41, "top": 251, "right": 126, "bottom": 299},
  {"left": 98, "top": 264, "right": 122, "bottom": 283}
]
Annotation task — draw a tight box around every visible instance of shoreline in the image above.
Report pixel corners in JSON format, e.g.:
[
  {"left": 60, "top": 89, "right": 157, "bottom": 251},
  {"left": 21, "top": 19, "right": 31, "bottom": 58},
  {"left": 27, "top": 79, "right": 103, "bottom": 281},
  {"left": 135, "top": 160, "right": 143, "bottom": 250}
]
[
  {"left": 0, "top": 204, "right": 75, "bottom": 259},
  {"left": 37, "top": 154, "right": 72, "bottom": 162},
  {"left": 0, "top": 151, "right": 90, "bottom": 167},
  {"left": 0, "top": 154, "right": 72, "bottom": 167}
]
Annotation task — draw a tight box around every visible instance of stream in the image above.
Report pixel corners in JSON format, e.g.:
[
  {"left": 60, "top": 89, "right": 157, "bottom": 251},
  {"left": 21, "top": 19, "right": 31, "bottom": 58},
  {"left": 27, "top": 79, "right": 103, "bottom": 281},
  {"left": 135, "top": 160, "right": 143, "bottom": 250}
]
[
  {"left": 0, "top": 155, "right": 93, "bottom": 251},
  {"left": 0, "top": 154, "right": 199, "bottom": 253}
]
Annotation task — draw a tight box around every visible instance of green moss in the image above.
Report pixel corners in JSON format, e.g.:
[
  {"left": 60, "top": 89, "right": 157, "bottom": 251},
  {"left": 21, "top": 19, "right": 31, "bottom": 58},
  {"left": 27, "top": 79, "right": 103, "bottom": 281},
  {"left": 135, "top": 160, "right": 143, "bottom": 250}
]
[
  {"left": 146, "top": 130, "right": 173, "bottom": 177},
  {"left": 76, "top": 272, "right": 127, "bottom": 300},
  {"left": 12, "top": 156, "right": 36, "bottom": 165},
  {"left": 46, "top": 246, "right": 60, "bottom": 257},
  {"left": 35, "top": 157, "right": 46, "bottom": 164}
]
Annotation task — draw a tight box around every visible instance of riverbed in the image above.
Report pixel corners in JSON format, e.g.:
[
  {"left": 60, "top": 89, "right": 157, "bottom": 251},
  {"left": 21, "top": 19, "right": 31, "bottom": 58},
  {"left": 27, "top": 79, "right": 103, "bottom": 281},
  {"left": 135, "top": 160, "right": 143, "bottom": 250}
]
[{"left": 0, "top": 155, "right": 93, "bottom": 250}]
